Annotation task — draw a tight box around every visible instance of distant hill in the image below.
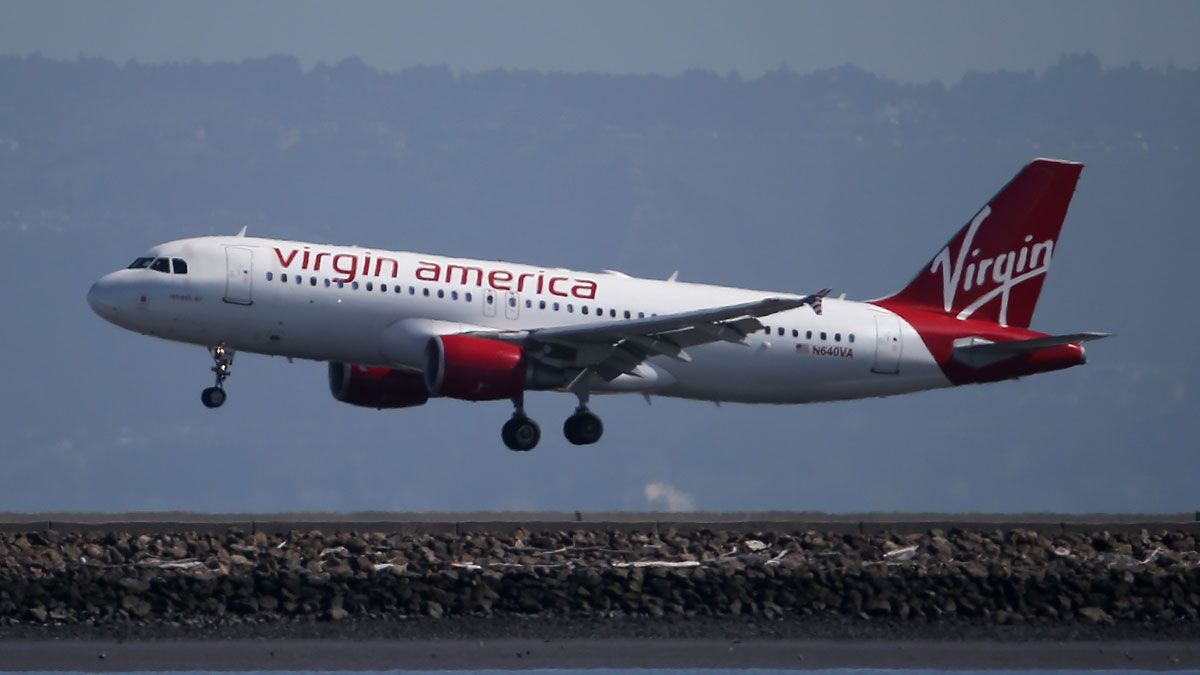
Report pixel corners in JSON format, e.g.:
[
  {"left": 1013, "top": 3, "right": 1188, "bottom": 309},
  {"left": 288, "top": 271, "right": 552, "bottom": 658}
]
[{"left": 2, "top": 53, "right": 1195, "bottom": 233}]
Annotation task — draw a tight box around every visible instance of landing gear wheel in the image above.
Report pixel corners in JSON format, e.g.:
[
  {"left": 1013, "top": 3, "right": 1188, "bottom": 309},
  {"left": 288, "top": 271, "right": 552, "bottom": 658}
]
[
  {"left": 202, "top": 344, "right": 234, "bottom": 410},
  {"left": 502, "top": 416, "right": 540, "bottom": 451},
  {"left": 201, "top": 387, "right": 226, "bottom": 408},
  {"left": 563, "top": 410, "right": 603, "bottom": 445}
]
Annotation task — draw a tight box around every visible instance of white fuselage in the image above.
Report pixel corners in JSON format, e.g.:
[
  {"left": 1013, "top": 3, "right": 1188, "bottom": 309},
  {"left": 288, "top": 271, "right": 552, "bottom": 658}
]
[{"left": 88, "top": 236, "right": 950, "bottom": 405}]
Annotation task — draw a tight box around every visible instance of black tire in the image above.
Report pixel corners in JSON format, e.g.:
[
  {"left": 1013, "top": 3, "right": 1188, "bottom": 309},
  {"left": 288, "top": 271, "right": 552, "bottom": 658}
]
[
  {"left": 563, "top": 411, "right": 603, "bottom": 445},
  {"left": 201, "top": 387, "right": 226, "bottom": 409},
  {"left": 502, "top": 416, "right": 540, "bottom": 451}
]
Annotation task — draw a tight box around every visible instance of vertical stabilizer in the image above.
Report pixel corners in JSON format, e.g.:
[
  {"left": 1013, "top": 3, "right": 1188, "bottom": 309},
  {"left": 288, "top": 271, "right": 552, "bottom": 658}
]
[{"left": 878, "top": 159, "right": 1083, "bottom": 328}]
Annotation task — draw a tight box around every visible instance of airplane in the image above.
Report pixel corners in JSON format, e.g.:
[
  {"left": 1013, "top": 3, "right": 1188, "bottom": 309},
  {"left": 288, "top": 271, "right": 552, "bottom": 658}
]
[{"left": 88, "top": 158, "right": 1107, "bottom": 451}]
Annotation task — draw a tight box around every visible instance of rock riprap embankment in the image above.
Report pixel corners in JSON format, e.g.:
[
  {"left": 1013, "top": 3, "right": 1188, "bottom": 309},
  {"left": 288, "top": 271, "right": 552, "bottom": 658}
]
[{"left": 1, "top": 528, "right": 1197, "bottom": 626}]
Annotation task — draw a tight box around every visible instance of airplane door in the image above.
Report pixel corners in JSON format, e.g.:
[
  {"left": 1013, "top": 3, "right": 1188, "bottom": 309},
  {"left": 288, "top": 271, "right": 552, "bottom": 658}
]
[
  {"left": 872, "top": 315, "right": 902, "bottom": 374},
  {"left": 223, "top": 246, "right": 254, "bottom": 305},
  {"left": 504, "top": 291, "right": 520, "bottom": 320},
  {"left": 482, "top": 289, "right": 498, "bottom": 317}
]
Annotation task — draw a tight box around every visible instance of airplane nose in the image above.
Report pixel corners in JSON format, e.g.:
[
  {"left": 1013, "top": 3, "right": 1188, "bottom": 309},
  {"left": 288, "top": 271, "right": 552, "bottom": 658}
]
[{"left": 87, "top": 274, "right": 121, "bottom": 319}]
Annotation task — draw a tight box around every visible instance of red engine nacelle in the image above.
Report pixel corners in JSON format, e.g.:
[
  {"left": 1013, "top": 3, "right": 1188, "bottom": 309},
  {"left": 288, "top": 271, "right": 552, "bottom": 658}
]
[
  {"left": 424, "top": 334, "right": 535, "bottom": 401},
  {"left": 328, "top": 363, "right": 430, "bottom": 409}
]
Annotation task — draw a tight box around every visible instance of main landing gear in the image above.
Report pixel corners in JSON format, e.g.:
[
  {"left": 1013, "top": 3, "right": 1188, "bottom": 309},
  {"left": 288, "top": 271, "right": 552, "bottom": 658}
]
[
  {"left": 563, "top": 408, "right": 603, "bottom": 446},
  {"left": 201, "top": 345, "right": 233, "bottom": 409},
  {"left": 502, "top": 400, "right": 541, "bottom": 452},
  {"left": 500, "top": 373, "right": 605, "bottom": 451}
]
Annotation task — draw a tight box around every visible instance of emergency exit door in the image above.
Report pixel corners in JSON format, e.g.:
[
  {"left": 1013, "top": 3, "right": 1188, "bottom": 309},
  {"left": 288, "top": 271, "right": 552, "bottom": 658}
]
[{"left": 872, "top": 315, "right": 902, "bottom": 374}]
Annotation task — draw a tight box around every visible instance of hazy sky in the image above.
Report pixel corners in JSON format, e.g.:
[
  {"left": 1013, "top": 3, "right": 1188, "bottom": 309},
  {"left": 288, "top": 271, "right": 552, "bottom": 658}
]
[
  {"left": 3, "top": 0, "right": 1200, "bottom": 83},
  {"left": 1, "top": 2, "right": 1195, "bottom": 515}
]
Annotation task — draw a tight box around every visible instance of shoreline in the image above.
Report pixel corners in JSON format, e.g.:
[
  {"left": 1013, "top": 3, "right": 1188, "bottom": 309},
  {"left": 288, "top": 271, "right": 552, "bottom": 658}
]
[
  {"left": 4, "top": 615, "right": 1199, "bottom": 642},
  {"left": 3, "top": 522, "right": 1197, "bottom": 663},
  {"left": 2, "top": 511, "right": 1196, "bottom": 537}
]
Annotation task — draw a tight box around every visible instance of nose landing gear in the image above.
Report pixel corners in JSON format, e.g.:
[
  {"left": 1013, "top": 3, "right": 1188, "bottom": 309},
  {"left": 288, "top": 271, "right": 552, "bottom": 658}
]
[{"left": 201, "top": 345, "right": 234, "bottom": 409}]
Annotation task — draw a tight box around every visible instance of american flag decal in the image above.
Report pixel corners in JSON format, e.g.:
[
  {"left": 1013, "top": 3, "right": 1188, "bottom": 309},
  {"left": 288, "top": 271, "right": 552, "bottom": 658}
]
[{"left": 796, "top": 343, "right": 810, "bottom": 354}]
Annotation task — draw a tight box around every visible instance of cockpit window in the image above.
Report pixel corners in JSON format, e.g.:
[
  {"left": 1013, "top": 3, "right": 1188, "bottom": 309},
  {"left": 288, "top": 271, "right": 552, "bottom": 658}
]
[
  {"left": 128, "top": 257, "right": 154, "bottom": 269},
  {"left": 171, "top": 258, "right": 188, "bottom": 274},
  {"left": 150, "top": 258, "right": 171, "bottom": 273}
]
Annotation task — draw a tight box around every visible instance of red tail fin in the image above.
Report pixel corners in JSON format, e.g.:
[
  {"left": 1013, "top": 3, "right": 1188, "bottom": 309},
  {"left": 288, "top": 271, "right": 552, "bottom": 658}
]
[{"left": 878, "top": 158, "right": 1083, "bottom": 328}]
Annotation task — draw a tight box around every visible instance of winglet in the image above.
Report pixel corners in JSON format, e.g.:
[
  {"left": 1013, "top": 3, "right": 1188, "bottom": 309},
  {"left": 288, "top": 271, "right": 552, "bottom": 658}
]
[
  {"left": 667, "top": 271, "right": 679, "bottom": 283},
  {"left": 235, "top": 225, "right": 248, "bottom": 238},
  {"left": 800, "top": 288, "right": 832, "bottom": 315}
]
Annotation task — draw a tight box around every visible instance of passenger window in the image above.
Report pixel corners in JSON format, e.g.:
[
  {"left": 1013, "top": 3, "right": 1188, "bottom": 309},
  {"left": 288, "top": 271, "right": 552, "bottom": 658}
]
[
  {"left": 553, "top": 302, "right": 560, "bottom": 311},
  {"left": 337, "top": 280, "right": 344, "bottom": 288},
  {"left": 281, "top": 273, "right": 288, "bottom": 283},
  {"left": 380, "top": 284, "right": 387, "bottom": 293},
  {"left": 127, "top": 257, "right": 154, "bottom": 269},
  {"left": 508, "top": 296, "right": 515, "bottom": 307},
  {"left": 409, "top": 286, "right": 415, "bottom": 295},
  {"left": 324, "top": 279, "right": 331, "bottom": 287},
  {"left": 423, "top": 288, "right": 430, "bottom": 297},
  {"left": 567, "top": 304, "right": 574, "bottom": 313},
  {"left": 849, "top": 334, "right": 855, "bottom": 343},
  {"left": 465, "top": 292, "right": 472, "bottom": 302},
  {"left": 171, "top": 259, "right": 188, "bottom": 274},
  {"left": 610, "top": 309, "right": 616, "bottom": 318},
  {"left": 310, "top": 277, "right": 316, "bottom": 286},
  {"left": 624, "top": 310, "right": 631, "bottom": 319},
  {"left": 806, "top": 330, "right": 812, "bottom": 340},
  {"left": 539, "top": 300, "right": 546, "bottom": 310},
  {"left": 394, "top": 285, "right": 402, "bottom": 293},
  {"left": 763, "top": 326, "right": 770, "bottom": 334},
  {"left": 486, "top": 294, "right": 493, "bottom": 304},
  {"left": 638, "top": 312, "right": 645, "bottom": 319},
  {"left": 296, "top": 275, "right": 302, "bottom": 284},
  {"left": 582, "top": 306, "right": 589, "bottom": 315},
  {"left": 777, "top": 327, "right": 785, "bottom": 336},
  {"left": 834, "top": 333, "right": 841, "bottom": 342},
  {"left": 525, "top": 299, "right": 532, "bottom": 309},
  {"left": 150, "top": 258, "right": 170, "bottom": 273},
  {"left": 351, "top": 281, "right": 359, "bottom": 290},
  {"left": 366, "top": 282, "right": 374, "bottom": 291},
  {"left": 792, "top": 329, "right": 799, "bottom": 338},
  {"left": 451, "top": 290, "right": 459, "bottom": 300},
  {"left": 266, "top": 272, "right": 274, "bottom": 281},
  {"left": 437, "top": 289, "right": 444, "bottom": 298},
  {"left": 820, "top": 332, "right": 827, "bottom": 341}
]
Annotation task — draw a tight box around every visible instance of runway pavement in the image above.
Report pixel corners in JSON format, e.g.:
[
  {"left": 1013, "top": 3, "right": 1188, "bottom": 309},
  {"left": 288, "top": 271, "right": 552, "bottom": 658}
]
[{"left": 2, "top": 637, "right": 1199, "bottom": 671}]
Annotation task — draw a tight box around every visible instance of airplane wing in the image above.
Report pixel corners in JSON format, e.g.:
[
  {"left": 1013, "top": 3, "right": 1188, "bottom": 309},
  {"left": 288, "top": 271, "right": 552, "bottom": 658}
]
[{"left": 466, "top": 293, "right": 824, "bottom": 382}]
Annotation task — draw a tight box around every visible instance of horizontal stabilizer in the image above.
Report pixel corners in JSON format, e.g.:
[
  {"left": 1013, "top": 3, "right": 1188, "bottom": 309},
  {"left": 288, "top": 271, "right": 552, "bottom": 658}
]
[{"left": 953, "top": 332, "right": 1110, "bottom": 368}]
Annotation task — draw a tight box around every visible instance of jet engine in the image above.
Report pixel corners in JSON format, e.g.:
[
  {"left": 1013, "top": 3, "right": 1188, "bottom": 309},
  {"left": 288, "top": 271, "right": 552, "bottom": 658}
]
[
  {"left": 328, "top": 363, "right": 430, "bottom": 409},
  {"left": 424, "top": 334, "right": 562, "bottom": 401}
]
